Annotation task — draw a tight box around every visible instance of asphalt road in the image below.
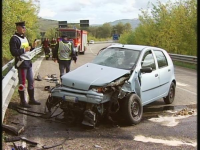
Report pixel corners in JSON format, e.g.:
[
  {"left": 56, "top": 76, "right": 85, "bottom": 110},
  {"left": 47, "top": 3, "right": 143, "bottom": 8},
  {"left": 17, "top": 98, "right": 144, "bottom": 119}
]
[{"left": 4, "top": 43, "right": 197, "bottom": 150}]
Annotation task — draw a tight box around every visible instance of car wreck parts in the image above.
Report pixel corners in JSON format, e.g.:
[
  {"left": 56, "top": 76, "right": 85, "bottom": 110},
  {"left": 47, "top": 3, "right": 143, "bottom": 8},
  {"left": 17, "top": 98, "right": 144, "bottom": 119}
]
[{"left": 45, "top": 74, "right": 143, "bottom": 127}]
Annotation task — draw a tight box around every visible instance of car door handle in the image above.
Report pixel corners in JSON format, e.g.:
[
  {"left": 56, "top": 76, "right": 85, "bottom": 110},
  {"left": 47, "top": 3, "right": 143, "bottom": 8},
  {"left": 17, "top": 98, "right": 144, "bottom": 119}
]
[
  {"left": 168, "top": 69, "right": 171, "bottom": 72},
  {"left": 155, "top": 74, "right": 158, "bottom": 77}
]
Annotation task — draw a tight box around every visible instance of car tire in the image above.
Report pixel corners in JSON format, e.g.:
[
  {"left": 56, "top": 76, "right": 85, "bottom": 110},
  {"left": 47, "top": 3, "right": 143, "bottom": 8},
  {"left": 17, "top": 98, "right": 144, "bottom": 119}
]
[
  {"left": 122, "top": 93, "right": 143, "bottom": 125},
  {"left": 163, "top": 82, "right": 175, "bottom": 104}
]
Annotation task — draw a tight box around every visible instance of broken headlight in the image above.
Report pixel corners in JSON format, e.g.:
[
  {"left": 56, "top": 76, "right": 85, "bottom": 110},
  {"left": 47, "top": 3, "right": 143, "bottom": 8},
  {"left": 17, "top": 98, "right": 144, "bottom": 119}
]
[{"left": 91, "top": 86, "right": 108, "bottom": 93}]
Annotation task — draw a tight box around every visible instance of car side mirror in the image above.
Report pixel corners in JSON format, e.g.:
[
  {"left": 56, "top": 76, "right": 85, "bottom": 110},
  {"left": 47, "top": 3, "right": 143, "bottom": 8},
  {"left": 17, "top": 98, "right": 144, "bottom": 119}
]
[{"left": 140, "top": 67, "right": 153, "bottom": 73}]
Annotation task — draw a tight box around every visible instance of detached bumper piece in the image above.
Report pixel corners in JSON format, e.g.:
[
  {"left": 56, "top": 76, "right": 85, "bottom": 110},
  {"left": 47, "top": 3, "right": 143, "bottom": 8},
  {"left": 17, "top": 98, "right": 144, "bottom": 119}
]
[{"left": 82, "top": 110, "right": 96, "bottom": 127}]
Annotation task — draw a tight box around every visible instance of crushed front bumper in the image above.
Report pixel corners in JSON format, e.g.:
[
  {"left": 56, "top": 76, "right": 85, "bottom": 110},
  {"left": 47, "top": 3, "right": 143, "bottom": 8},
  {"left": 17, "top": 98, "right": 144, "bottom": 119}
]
[{"left": 50, "top": 86, "right": 112, "bottom": 104}]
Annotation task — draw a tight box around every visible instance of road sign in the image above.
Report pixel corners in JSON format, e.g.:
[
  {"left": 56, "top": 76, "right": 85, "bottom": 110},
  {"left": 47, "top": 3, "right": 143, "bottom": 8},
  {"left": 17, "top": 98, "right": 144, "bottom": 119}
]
[
  {"left": 113, "top": 34, "right": 120, "bottom": 40},
  {"left": 58, "top": 21, "right": 68, "bottom": 28},
  {"left": 80, "top": 20, "right": 89, "bottom": 27}
]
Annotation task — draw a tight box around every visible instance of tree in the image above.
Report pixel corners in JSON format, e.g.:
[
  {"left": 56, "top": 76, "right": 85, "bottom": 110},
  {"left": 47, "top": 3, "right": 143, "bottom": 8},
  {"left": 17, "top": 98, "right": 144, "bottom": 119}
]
[
  {"left": 127, "top": 0, "right": 197, "bottom": 55},
  {"left": 45, "top": 28, "right": 57, "bottom": 39},
  {"left": 113, "top": 22, "right": 124, "bottom": 35},
  {"left": 124, "top": 23, "right": 132, "bottom": 32},
  {"left": 2, "top": 0, "right": 40, "bottom": 65},
  {"left": 100, "top": 23, "right": 112, "bottom": 38}
]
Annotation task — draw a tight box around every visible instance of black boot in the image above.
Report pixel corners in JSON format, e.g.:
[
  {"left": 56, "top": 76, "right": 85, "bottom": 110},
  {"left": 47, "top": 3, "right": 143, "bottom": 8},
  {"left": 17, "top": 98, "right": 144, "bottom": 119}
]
[
  {"left": 18, "top": 90, "right": 31, "bottom": 108},
  {"left": 28, "top": 89, "right": 41, "bottom": 105}
]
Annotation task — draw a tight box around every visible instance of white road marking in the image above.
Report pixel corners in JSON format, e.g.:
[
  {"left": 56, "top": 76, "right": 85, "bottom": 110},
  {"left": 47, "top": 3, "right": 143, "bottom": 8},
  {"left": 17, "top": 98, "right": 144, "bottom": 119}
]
[
  {"left": 176, "top": 82, "right": 196, "bottom": 95},
  {"left": 89, "top": 47, "right": 97, "bottom": 56},
  {"left": 177, "top": 86, "right": 197, "bottom": 95},
  {"left": 134, "top": 135, "right": 197, "bottom": 147},
  {"left": 176, "top": 82, "right": 188, "bottom": 86}
]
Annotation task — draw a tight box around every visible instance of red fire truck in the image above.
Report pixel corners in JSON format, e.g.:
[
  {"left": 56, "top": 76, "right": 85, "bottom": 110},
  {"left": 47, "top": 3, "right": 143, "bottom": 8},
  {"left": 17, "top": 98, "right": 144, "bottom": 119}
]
[{"left": 56, "top": 28, "right": 88, "bottom": 55}]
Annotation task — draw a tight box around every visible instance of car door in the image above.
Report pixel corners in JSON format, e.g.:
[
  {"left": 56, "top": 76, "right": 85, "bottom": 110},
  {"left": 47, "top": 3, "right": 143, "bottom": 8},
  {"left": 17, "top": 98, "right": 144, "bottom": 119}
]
[
  {"left": 140, "top": 49, "right": 160, "bottom": 105},
  {"left": 153, "top": 49, "right": 172, "bottom": 97}
]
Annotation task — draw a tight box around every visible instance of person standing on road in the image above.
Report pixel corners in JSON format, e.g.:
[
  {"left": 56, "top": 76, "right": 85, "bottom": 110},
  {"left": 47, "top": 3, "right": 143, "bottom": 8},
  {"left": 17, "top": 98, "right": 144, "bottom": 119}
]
[
  {"left": 9, "top": 21, "right": 41, "bottom": 108},
  {"left": 53, "top": 34, "right": 77, "bottom": 80},
  {"left": 50, "top": 38, "right": 57, "bottom": 59},
  {"left": 42, "top": 37, "right": 50, "bottom": 60}
]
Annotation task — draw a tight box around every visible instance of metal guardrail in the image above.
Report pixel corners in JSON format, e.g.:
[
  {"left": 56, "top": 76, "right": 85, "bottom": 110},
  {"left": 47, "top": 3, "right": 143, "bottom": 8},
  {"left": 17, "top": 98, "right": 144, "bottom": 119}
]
[
  {"left": 169, "top": 53, "right": 197, "bottom": 65},
  {"left": 2, "top": 46, "right": 43, "bottom": 122},
  {"left": 93, "top": 41, "right": 197, "bottom": 65}
]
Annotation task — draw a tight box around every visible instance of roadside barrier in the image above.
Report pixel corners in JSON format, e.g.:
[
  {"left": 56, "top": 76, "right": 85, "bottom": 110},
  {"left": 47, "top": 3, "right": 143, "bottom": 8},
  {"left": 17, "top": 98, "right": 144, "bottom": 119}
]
[
  {"left": 2, "top": 46, "right": 42, "bottom": 122},
  {"left": 169, "top": 53, "right": 197, "bottom": 65}
]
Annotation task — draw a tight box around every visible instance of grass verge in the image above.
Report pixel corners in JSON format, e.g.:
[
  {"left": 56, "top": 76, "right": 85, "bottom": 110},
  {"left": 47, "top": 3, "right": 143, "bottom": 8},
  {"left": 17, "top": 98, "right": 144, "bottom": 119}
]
[{"left": 173, "top": 61, "right": 197, "bottom": 70}]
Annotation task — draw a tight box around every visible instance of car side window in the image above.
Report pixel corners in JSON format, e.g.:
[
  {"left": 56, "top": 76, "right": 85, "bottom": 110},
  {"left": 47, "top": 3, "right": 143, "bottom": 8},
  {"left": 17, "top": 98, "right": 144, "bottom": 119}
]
[
  {"left": 154, "top": 50, "right": 168, "bottom": 68},
  {"left": 141, "top": 50, "right": 156, "bottom": 70}
]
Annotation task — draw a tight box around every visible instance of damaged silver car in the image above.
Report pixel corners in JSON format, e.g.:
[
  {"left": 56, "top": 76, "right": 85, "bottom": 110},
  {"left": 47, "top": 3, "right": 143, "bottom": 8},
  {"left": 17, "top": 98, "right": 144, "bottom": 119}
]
[{"left": 46, "top": 44, "right": 176, "bottom": 127}]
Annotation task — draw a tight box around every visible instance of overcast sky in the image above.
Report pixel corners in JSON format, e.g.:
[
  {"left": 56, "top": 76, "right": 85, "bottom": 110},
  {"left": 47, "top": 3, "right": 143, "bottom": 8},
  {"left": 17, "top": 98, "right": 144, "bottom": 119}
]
[{"left": 37, "top": 0, "right": 176, "bottom": 25}]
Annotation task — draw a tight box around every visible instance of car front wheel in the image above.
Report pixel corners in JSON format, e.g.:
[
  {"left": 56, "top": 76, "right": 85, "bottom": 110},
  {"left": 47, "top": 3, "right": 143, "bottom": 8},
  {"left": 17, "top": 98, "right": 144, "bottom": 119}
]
[
  {"left": 163, "top": 82, "right": 175, "bottom": 104},
  {"left": 122, "top": 93, "right": 143, "bottom": 125}
]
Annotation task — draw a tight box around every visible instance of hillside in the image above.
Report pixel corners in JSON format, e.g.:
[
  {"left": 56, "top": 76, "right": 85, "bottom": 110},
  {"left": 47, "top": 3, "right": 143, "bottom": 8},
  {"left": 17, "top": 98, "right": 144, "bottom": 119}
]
[
  {"left": 92, "top": 18, "right": 140, "bottom": 29},
  {"left": 38, "top": 17, "right": 140, "bottom": 31},
  {"left": 38, "top": 17, "right": 58, "bottom": 31},
  {"left": 107, "top": 18, "right": 140, "bottom": 29}
]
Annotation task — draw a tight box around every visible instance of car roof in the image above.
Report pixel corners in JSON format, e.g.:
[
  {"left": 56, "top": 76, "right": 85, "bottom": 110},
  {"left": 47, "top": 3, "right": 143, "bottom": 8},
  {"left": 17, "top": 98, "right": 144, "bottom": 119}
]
[{"left": 108, "top": 44, "right": 162, "bottom": 51}]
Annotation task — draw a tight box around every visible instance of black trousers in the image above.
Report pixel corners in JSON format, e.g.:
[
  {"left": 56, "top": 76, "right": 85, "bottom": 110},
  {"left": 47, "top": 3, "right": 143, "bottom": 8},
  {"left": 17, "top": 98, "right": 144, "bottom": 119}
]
[{"left": 58, "top": 60, "right": 72, "bottom": 77}]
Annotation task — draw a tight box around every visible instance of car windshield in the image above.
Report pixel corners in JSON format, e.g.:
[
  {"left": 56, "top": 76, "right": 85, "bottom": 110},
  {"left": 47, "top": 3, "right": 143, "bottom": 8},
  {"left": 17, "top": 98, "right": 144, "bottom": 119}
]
[{"left": 92, "top": 47, "right": 140, "bottom": 70}]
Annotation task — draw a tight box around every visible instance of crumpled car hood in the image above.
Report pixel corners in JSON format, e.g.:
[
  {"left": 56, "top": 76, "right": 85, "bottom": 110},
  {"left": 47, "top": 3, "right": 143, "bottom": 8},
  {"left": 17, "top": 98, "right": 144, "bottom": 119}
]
[{"left": 61, "top": 63, "right": 130, "bottom": 90}]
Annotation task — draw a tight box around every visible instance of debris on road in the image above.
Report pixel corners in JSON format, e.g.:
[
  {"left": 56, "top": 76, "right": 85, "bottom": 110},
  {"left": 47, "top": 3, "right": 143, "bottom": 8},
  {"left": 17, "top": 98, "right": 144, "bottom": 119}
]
[
  {"left": 42, "top": 138, "right": 69, "bottom": 149},
  {"left": 13, "top": 141, "right": 29, "bottom": 150},
  {"left": 5, "top": 136, "right": 38, "bottom": 146},
  {"left": 35, "top": 73, "right": 42, "bottom": 81},
  {"left": 2, "top": 124, "right": 24, "bottom": 136},
  {"left": 44, "top": 86, "right": 51, "bottom": 91},
  {"left": 94, "top": 144, "right": 103, "bottom": 148},
  {"left": 174, "top": 108, "right": 195, "bottom": 116}
]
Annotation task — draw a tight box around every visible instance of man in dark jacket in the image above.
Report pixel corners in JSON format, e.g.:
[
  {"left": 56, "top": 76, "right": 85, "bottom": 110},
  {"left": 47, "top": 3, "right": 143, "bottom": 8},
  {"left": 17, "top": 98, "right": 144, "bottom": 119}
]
[
  {"left": 50, "top": 38, "right": 57, "bottom": 59},
  {"left": 9, "top": 21, "right": 41, "bottom": 108},
  {"left": 53, "top": 35, "right": 77, "bottom": 80},
  {"left": 42, "top": 38, "right": 50, "bottom": 60}
]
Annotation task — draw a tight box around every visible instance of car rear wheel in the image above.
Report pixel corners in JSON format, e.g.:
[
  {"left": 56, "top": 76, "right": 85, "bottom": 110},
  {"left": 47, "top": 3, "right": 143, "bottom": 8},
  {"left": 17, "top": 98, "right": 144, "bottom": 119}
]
[
  {"left": 163, "top": 82, "right": 175, "bottom": 104},
  {"left": 122, "top": 93, "right": 143, "bottom": 125}
]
